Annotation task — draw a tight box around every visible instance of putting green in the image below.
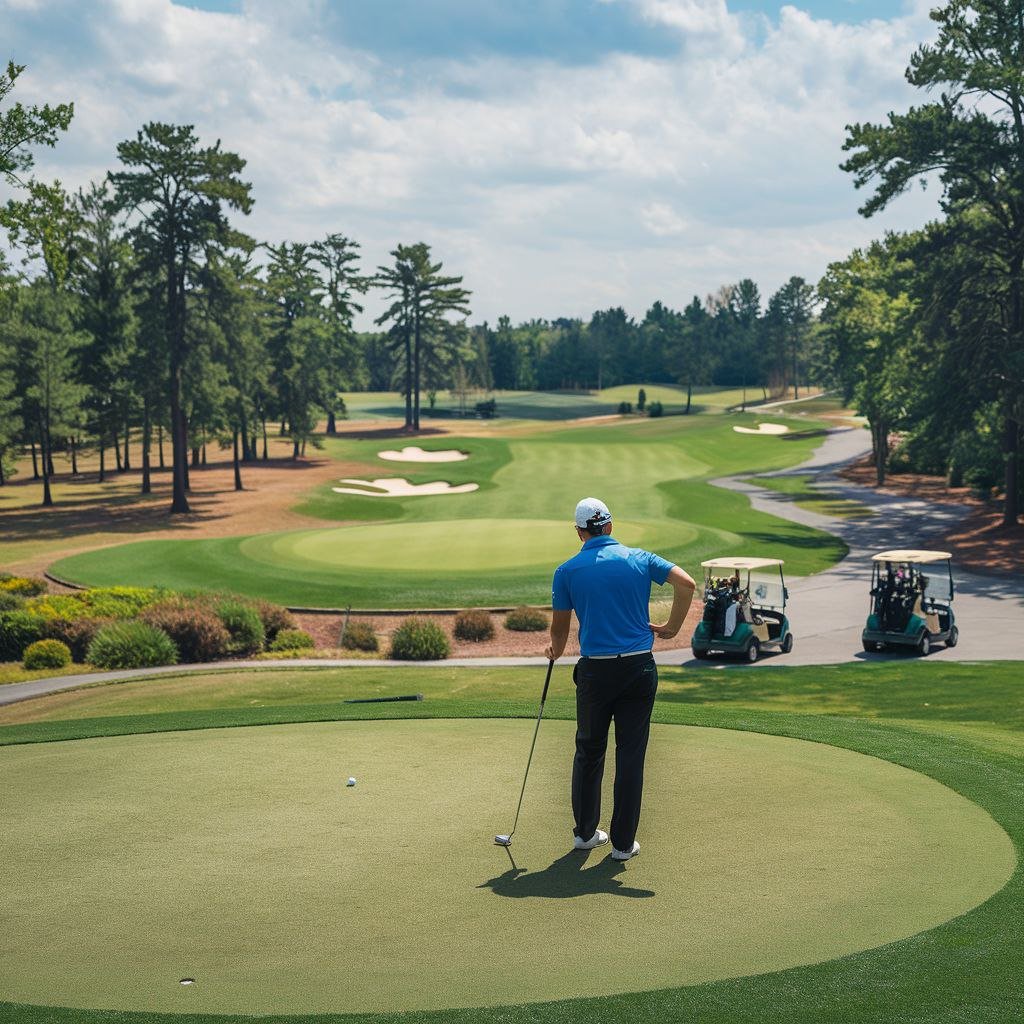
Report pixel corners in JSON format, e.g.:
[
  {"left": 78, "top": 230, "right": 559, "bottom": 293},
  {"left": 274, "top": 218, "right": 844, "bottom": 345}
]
[
  {"left": 253, "top": 517, "right": 679, "bottom": 573},
  {"left": 0, "top": 720, "right": 1013, "bottom": 1016}
]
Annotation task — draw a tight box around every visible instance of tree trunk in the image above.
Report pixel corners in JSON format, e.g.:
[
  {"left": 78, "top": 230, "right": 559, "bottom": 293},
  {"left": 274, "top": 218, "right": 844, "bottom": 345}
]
[
  {"left": 70, "top": 436, "right": 78, "bottom": 475},
  {"left": 233, "top": 429, "right": 243, "bottom": 491},
  {"left": 141, "top": 399, "right": 152, "bottom": 495},
  {"left": 191, "top": 445, "right": 201, "bottom": 468},
  {"left": 98, "top": 437, "right": 105, "bottom": 484},
  {"left": 158, "top": 423, "right": 165, "bottom": 469},
  {"left": 201, "top": 443, "right": 207, "bottom": 467},
  {"left": 404, "top": 327, "right": 413, "bottom": 430},
  {"left": 872, "top": 419, "right": 887, "bottom": 486},
  {"left": 326, "top": 410, "right": 336, "bottom": 435},
  {"left": 0, "top": 457, "right": 4, "bottom": 486},
  {"left": 262, "top": 416, "right": 268, "bottom": 461},
  {"left": 113, "top": 427, "right": 123, "bottom": 472},
  {"left": 685, "top": 383, "right": 692, "bottom": 415},
  {"left": 301, "top": 437, "right": 307, "bottom": 456},
  {"left": 123, "top": 417, "right": 131, "bottom": 471},
  {"left": 1003, "top": 414, "right": 1020, "bottom": 526},
  {"left": 30, "top": 441, "right": 38, "bottom": 479},
  {"left": 413, "top": 313, "right": 422, "bottom": 431},
  {"left": 293, "top": 439, "right": 300, "bottom": 459},
  {"left": 169, "top": 370, "right": 190, "bottom": 513},
  {"left": 39, "top": 417, "right": 53, "bottom": 508}
]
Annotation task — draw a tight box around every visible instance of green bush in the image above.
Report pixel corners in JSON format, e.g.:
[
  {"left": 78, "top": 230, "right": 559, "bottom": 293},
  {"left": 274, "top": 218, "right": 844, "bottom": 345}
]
[
  {"left": 340, "top": 621, "right": 378, "bottom": 651},
  {"left": 23, "top": 639, "right": 72, "bottom": 670},
  {"left": 42, "top": 617, "right": 111, "bottom": 663},
  {"left": 453, "top": 609, "right": 495, "bottom": 642},
  {"left": 389, "top": 618, "right": 450, "bottom": 661},
  {"left": 216, "top": 600, "right": 265, "bottom": 656},
  {"left": 249, "top": 599, "right": 296, "bottom": 643},
  {"left": 0, "top": 591, "right": 24, "bottom": 612},
  {"left": 87, "top": 621, "right": 179, "bottom": 670},
  {"left": 504, "top": 606, "right": 549, "bottom": 632},
  {"left": 139, "top": 600, "right": 230, "bottom": 663},
  {"left": 0, "top": 575, "right": 48, "bottom": 597},
  {"left": 0, "top": 609, "right": 46, "bottom": 662},
  {"left": 269, "top": 629, "right": 316, "bottom": 652},
  {"left": 648, "top": 401, "right": 664, "bottom": 418},
  {"left": 617, "top": 401, "right": 632, "bottom": 414}
]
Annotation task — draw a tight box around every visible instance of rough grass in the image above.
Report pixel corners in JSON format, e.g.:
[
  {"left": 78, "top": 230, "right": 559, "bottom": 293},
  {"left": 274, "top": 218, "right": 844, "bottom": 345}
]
[{"left": 746, "top": 473, "right": 875, "bottom": 519}]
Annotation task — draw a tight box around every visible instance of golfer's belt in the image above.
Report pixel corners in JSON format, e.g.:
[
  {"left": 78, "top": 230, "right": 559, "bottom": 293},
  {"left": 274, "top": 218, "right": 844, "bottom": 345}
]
[{"left": 584, "top": 650, "right": 653, "bottom": 660}]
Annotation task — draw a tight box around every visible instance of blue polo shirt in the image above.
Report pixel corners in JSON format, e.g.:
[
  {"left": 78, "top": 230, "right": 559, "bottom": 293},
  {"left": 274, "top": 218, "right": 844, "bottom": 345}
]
[{"left": 552, "top": 535, "right": 675, "bottom": 656}]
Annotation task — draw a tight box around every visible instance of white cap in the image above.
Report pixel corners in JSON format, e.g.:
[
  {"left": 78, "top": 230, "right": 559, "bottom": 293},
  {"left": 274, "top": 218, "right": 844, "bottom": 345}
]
[{"left": 575, "top": 497, "right": 612, "bottom": 530}]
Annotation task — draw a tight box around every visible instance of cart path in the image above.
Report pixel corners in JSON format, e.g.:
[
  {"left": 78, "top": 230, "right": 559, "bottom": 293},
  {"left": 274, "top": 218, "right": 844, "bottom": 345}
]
[{"left": 4, "top": 427, "right": 1024, "bottom": 707}]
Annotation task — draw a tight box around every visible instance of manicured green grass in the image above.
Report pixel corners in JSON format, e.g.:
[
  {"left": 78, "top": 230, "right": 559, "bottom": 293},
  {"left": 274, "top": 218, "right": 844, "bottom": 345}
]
[
  {"left": 50, "top": 414, "right": 843, "bottom": 608},
  {"left": 0, "top": 660, "right": 1022, "bottom": 1023},
  {"left": 746, "top": 473, "right": 875, "bottom": 518}
]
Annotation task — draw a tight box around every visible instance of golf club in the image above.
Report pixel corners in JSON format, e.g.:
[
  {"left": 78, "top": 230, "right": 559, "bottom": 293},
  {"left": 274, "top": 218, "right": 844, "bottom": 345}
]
[{"left": 494, "top": 658, "right": 554, "bottom": 847}]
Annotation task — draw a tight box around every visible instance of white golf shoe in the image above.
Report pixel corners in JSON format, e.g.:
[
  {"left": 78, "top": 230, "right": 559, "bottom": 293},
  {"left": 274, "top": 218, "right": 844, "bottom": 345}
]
[
  {"left": 611, "top": 840, "right": 640, "bottom": 861},
  {"left": 573, "top": 829, "right": 609, "bottom": 850}
]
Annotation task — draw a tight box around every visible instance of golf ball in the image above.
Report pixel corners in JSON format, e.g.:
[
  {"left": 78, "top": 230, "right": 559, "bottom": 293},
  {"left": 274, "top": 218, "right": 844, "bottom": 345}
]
[{"left": 347, "top": 777, "right": 356, "bottom": 787}]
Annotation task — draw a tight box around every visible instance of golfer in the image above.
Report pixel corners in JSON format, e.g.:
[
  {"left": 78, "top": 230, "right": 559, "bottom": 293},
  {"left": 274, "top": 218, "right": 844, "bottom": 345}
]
[{"left": 545, "top": 497, "right": 695, "bottom": 861}]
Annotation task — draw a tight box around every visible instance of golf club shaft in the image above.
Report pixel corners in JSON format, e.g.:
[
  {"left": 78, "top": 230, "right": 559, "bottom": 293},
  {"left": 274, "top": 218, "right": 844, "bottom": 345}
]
[{"left": 506, "top": 659, "right": 554, "bottom": 839}]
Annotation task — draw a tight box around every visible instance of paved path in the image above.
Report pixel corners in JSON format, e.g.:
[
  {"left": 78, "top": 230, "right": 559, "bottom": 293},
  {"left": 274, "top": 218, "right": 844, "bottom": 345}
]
[{"left": 4, "top": 426, "right": 1022, "bottom": 707}]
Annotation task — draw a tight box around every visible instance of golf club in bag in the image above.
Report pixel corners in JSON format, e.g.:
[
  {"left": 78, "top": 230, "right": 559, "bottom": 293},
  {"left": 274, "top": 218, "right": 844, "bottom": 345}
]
[{"left": 494, "top": 658, "right": 554, "bottom": 848}]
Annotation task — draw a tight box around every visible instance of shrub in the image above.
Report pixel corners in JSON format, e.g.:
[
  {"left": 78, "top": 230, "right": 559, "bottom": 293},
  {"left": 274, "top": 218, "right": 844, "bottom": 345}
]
[
  {"left": 250, "top": 599, "right": 296, "bottom": 643},
  {"left": 0, "top": 609, "right": 46, "bottom": 662},
  {"left": 504, "top": 606, "right": 549, "bottom": 632},
  {"left": 617, "top": 401, "right": 632, "bottom": 414},
  {"left": 648, "top": 401, "right": 664, "bottom": 418},
  {"left": 23, "top": 639, "right": 72, "bottom": 670},
  {"left": 216, "top": 600, "right": 266, "bottom": 656},
  {"left": 0, "top": 591, "right": 24, "bottom": 612},
  {"left": 42, "top": 617, "right": 111, "bottom": 663},
  {"left": 389, "top": 618, "right": 450, "bottom": 661},
  {"left": 269, "top": 629, "right": 316, "bottom": 652},
  {"left": 139, "top": 600, "right": 230, "bottom": 663},
  {"left": 341, "top": 621, "right": 379, "bottom": 652},
  {"left": 87, "top": 621, "right": 179, "bottom": 670},
  {"left": 0, "top": 575, "right": 48, "bottom": 597},
  {"left": 28, "top": 586, "right": 163, "bottom": 622},
  {"left": 453, "top": 609, "right": 495, "bottom": 642}
]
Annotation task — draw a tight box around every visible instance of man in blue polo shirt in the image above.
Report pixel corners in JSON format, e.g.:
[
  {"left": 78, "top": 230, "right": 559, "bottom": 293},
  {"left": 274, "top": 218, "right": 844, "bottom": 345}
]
[{"left": 545, "top": 497, "right": 695, "bottom": 861}]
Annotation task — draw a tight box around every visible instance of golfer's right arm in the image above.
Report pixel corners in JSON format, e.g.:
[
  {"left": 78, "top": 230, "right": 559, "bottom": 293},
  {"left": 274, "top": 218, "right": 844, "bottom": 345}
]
[{"left": 546, "top": 609, "right": 572, "bottom": 661}]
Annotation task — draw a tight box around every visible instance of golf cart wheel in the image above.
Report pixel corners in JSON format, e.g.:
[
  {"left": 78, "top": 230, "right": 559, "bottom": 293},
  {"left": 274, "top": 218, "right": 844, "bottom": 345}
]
[
  {"left": 692, "top": 647, "right": 710, "bottom": 660},
  {"left": 746, "top": 639, "right": 760, "bottom": 663},
  {"left": 946, "top": 625, "right": 959, "bottom": 648},
  {"left": 862, "top": 638, "right": 874, "bottom": 652},
  {"left": 916, "top": 632, "right": 931, "bottom": 657},
  {"left": 781, "top": 633, "right": 794, "bottom": 654}
]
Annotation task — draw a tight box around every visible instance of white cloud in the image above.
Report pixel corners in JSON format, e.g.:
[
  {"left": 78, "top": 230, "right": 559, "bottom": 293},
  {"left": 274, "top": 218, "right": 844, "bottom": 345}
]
[{"left": 2, "top": 0, "right": 943, "bottom": 326}]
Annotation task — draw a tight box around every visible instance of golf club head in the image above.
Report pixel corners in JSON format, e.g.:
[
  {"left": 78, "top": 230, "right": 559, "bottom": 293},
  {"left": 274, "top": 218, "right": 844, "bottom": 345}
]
[{"left": 494, "top": 834, "right": 512, "bottom": 847}]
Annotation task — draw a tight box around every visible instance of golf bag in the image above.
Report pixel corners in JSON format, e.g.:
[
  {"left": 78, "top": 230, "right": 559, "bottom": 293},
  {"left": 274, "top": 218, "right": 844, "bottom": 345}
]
[{"left": 703, "top": 582, "right": 734, "bottom": 636}]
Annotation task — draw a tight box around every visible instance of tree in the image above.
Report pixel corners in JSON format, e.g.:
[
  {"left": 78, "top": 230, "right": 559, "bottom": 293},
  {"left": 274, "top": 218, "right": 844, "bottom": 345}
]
[
  {"left": 765, "top": 277, "right": 816, "bottom": 399},
  {"left": 675, "top": 298, "right": 714, "bottom": 413},
  {"left": 375, "top": 243, "right": 471, "bottom": 431},
  {"left": 0, "top": 60, "right": 73, "bottom": 187},
  {"left": 841, "top": 0, "right": 1024, "bottom": 524},
  {"left": 109, "top": 122, "right": 252, "bottom": 513}
]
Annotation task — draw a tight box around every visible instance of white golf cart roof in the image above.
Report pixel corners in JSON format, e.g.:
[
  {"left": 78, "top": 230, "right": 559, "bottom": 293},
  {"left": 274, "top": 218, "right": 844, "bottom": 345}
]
[
  {"left": 871, "top": 550, "right": 952, "bottom": 564},
  {"left": 701, "top": 557, "right": 784, "bottom": 571}
]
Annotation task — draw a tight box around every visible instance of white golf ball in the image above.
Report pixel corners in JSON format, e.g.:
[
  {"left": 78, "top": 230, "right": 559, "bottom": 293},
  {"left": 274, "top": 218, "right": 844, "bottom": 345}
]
[{"left": 347, "top": 777, "right": 356, "bottom": 787}]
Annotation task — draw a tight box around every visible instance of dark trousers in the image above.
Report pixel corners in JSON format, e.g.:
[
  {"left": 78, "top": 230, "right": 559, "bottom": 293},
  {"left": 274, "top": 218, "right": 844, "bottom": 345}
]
[{"left": 572, "top": 652, "right": 658, "bottom": 851}]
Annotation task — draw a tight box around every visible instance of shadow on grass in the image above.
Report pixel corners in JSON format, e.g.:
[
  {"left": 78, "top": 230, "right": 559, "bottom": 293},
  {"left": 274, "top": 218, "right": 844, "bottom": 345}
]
[{"left": 480, "top": 849, "right": 654, "bottom": 899}]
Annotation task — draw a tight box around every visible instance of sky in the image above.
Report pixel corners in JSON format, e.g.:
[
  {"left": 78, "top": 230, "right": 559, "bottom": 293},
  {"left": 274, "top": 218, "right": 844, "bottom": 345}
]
[{"left": 2, "top": 0, "right": 944, "bottom": 329}]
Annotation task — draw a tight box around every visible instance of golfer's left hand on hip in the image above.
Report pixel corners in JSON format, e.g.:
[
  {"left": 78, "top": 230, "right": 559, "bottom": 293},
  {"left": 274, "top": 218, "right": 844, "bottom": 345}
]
[{"left": 650, "top": 622, "right": 679, "bottom": 639}]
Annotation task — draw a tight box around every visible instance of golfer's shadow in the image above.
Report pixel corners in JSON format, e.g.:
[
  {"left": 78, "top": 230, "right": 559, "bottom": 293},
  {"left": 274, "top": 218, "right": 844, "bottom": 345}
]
[{"left": 479, "top": 849, "right": 655, "bottom": 900}]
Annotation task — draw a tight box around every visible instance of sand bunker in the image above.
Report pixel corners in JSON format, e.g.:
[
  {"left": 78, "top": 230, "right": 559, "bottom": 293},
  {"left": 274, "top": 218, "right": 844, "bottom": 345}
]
[
  {"left": 733, "top": 423, "right": 790, "bottom": 435},
  {"left": 332, "top": 477, "right": 479, "bottom": 497},
  {"left": 378, "top": 446, "right": 468, "bottom": 463}
]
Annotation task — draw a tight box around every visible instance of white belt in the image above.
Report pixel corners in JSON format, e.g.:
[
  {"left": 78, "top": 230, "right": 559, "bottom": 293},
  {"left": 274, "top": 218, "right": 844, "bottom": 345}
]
[{"left": 584, "top": 650, "right": 653, "bottom": 660}]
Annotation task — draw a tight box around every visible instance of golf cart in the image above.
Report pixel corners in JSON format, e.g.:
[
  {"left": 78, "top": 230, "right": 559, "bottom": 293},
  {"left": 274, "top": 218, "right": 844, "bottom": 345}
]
[
  {"left": 862, "top": 549, "right": 958, "bottom": 656},
  {"left": 691, "top": 557, "right": 793, "bottom": 663}
]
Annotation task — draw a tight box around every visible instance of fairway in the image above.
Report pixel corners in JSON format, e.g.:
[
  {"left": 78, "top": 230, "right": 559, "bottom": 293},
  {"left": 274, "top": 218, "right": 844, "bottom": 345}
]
[
  {"left": 49, "top": 414, "right": 847, "bottom": 607},
  {"left": 0, "top": 718, "right": 1012, "bottom": 1016}
]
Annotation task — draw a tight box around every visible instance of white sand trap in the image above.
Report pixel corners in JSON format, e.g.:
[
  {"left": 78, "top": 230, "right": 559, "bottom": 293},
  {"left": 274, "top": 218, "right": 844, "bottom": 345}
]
[
  {"left": 733, "top": 423, "right": 790, "bottom": 435},
  {"left": 332, "top": 477, "right": 479, "bottom": 497},
  {"left": 378, "top": 446, "right": 468, "bottom": 463}
]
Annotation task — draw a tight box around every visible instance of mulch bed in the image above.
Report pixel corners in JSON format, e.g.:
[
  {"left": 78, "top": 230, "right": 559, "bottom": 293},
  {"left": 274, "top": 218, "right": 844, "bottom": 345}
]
[{"left": 838, "top": 456, "right": 1024, "bottom": 576}]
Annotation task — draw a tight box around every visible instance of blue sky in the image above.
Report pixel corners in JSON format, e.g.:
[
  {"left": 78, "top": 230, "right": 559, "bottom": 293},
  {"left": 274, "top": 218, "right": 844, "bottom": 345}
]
[{"left": 2, "top": 0, "right": 940, "bottom": 326}]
